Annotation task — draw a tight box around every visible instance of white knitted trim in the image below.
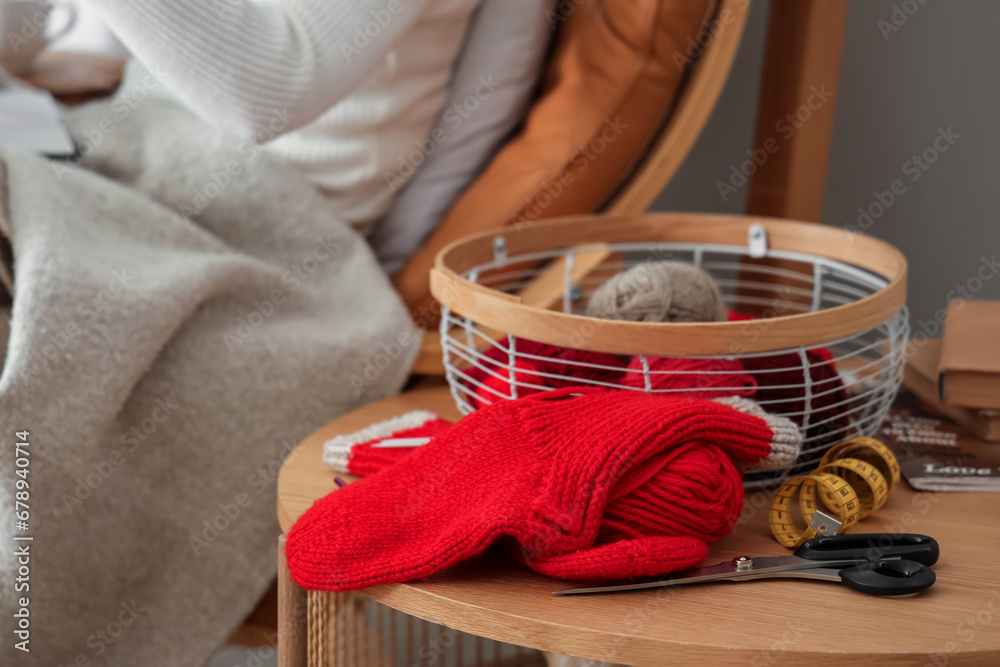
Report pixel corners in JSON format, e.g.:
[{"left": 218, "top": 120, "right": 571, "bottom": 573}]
[
  {"left": 713, "top": 396, "right": 802, "bottom": 471},
  {"left": 322, "top": 410, "right": 438, "bottom": 472}
]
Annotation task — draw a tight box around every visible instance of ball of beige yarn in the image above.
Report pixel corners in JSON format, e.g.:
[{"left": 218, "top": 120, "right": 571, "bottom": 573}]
[{"left": 585, "top": 261, "right": 728, "bottom": 323}]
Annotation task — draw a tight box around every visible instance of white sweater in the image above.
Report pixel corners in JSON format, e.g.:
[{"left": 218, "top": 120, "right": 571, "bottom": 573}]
[{"left": 92, "top": 0, "right": 479, "bottom": 230}]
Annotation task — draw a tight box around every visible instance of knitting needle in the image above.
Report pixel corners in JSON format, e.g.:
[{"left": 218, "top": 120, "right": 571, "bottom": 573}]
[{"left": 372, "top": 437, "right": 432, "bottom": 448}]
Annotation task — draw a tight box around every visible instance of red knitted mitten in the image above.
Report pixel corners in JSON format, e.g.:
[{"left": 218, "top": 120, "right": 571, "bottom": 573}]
[
  {"left": 511, "top": 437, "right": 747, "bottom": 580},
  {"left": 287, "top": 389, "right": 800, "bottom": 591},
  {"left": 323, "top": 411, "right": 453, "bottom": 477}
]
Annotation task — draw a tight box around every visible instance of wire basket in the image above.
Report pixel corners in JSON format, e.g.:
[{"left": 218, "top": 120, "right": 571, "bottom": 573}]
[{"left": 430, "top": 214, "right": 909, "bottom": 486}]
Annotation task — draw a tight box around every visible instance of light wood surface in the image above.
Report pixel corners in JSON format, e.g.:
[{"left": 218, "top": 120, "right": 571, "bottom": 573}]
[
  {"left": 410, "top": 248, "right": 624, "bottom": 375},
  {"left": 410, "top": 330, "right": 447, "bottom": 375},
  {"left": 279, "top": 535, "right": 308, "bottom": 667},
  {"left": 278, "top": 385, "right": 1000, "bottom": 666},
  {"left": 510, "top": 251, "right": 623, "bottom": 313},
  {"left": 414, "top": 249, "right": 627, "bottom": 374},
  {"left": 745, "top": 0, "right": 848, "bottom": 220},
  {"left": 429, "top": 213, "right": 907, "bottom": 356}
]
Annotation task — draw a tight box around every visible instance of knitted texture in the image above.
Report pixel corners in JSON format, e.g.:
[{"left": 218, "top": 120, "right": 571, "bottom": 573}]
[
  {"left": 329, "top": 418, "right": 750, "bottom": 574},
  {"left": 288, "top": 389, "right": 801, "bottom": 590},
  {"left": 91, "top": 0, "right": 480, "bottom": 230},
  {"left": 460, "top": 311, "right": 843, "bottom": 468},
  {"left": 473, "top": 358, "right": 547, "bottom": 407},
  {"left": 620, "top": 355, "right": 757, "bottom": 397},
  {"left": 727, "top": 311, "right": 850, "bottom": 455},
  {"left": 323, "top": 411, "right": 452, "bottom": 476},
  {"left": 585, "top": 262, "right": 728, "bottom": 323},
  {"left": 464, "top": 338, "right": 628, "bottom": 406}
]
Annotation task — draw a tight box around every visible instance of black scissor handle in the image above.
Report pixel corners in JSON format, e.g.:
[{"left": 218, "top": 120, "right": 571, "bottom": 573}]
[
  {"left": 839, "top": 558, "right": 936, "bottom": 596},
  {"left": 795, "top": 533, "right": 939, "bottom": 567}
]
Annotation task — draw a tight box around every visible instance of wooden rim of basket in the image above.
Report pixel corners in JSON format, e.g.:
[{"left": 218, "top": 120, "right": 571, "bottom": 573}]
[{"left": 429, "top": 213, "right": 907, "bottom": 356}]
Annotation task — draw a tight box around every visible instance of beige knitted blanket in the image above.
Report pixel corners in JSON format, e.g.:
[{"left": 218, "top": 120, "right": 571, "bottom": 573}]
[{"left": 0, "top": 90, "right": 418, "bottom": 666}]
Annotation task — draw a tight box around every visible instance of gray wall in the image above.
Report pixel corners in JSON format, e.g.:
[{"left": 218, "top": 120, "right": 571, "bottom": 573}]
[{"left": 654, "top": 0, "right": 1000, "bottom": 332}]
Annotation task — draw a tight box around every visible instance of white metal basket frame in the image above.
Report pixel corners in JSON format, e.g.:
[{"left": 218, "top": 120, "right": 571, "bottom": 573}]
[{"left": 434, "top": 216, "right": 909, "bottom": 486}]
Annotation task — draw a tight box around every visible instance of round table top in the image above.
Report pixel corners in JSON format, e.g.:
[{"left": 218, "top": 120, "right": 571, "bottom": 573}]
[{"left": 278, "top": 385, "right": 1000, "bottom": 666}]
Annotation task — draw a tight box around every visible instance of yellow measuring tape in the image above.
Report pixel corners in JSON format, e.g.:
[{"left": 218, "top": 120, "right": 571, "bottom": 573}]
[{"left": 768, "top": 437, "right": 900, "bottom": 548}]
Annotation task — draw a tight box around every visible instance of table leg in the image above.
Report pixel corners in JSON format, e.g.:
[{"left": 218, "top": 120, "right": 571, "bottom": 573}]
[
  {"left": 324, "top": 592, "right": 369, "bottom": 667},
  {"left": 278, "top": 534, "right": 308, "bottom": 667}
]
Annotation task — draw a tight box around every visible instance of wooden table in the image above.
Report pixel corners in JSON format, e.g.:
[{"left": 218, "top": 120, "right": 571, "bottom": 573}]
[{"left": 277, "top": 386, "right": 1000, "bottom": 666}]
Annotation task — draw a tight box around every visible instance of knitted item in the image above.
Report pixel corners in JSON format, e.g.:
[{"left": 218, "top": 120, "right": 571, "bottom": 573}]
[
  {"left": 620, "top": 355, "right": 757, "bottom": 397},
  {"left": 463, "top": 312, "right": 843, "bottom": 456},
  {"left": 516, "top": 436, "right": 748, "bottom": 581},
  {"left": 586, "top": 262, "right": 728, "bottom": 323},
  {"left": 464, "top": 337, "right": 628, "bottom": 407},
  {"left": 727, "top": 310, "right": 850, "bottom": 454},
  {"left": 324, "top": 414, "right": 746, "bottom": 580},
  {"left": 323, "top": 410, "right": 453, "bottom": 477},
  {"left": 740, "top": 346, "right": 850, "bottom": 455},
  {"left": 324, "top": 411, "right": 748, "bottom": 542},
  {"left": 473, "top": 358, "right": 547, "bottom": 407},
  {"left": 288, "top": 389, "right": 801, "bottom": 591}
]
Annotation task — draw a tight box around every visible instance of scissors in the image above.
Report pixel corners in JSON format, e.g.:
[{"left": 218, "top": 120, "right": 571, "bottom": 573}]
[{"left": 553, "top": 533, "right": 939, "bottom": 597}]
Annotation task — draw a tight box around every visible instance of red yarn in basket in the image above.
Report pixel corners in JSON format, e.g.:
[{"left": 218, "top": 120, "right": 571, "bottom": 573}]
[
  {"left": 473, "top": 358, "right": 546, "bottom": 407},
  {"left": 286, "top": 389, "right": 801, "bottom": 590},
  {"left": 620, "top": 355, "right": 757, "bottom": 398},
  {"left": 466, "top": 338, "right": 627, "bottom": 407},
  {"left": 727, "top": 310, "right": 850, "bottom": 452},
  {"left": 462, "top": 313, "right": 847, "bottom": 437}
]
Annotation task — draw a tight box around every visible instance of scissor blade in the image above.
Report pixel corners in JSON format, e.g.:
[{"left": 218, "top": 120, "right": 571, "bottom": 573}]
[
  {"left": 741, "top": 555, "right": 823, "bottom": 571},
  {"left": 744, "top": 568, "right": 843, "bottom": 583},
  {"left": 552, "top": 560, "right": 739, "bottom": 596},
  {"left": 552, "top": 555, "right": 836, "bottom": 596}
]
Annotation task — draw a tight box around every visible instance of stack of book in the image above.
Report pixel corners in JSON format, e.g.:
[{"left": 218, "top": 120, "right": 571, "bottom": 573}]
[
  {"left": 881, "top": 393, "right": 1000, "bottom": 492},
  {"left": 903, "top": 301, "right": 1000, "bottom": 442},
  {"left": 886, "top": 300, "right": 1000, "bottom": 491}
]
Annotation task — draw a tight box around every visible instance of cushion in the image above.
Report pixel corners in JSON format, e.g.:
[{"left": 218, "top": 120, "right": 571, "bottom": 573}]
[
  {"left": 369, "top": 0, "right": 559, "bottom": 274},
  {"left": 393, "top": 0, "right": 715, "bottom": 319}
]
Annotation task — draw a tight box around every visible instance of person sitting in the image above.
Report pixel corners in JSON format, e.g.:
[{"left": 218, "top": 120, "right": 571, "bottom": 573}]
[{"left": 90, "top": 0, "right": 481, "bottom": 232}]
